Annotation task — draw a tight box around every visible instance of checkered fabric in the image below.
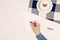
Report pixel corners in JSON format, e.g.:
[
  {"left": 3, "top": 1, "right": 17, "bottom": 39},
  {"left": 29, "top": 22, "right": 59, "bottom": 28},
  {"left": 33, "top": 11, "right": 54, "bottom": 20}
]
[{"left": 29, "top": 0, "right": 60, "bottom": 24}]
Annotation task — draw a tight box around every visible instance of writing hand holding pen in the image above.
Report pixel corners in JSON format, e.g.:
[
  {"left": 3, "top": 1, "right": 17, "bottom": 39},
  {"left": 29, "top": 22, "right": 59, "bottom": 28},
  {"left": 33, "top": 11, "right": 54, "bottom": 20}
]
[
  {"left": 30, "top": 21, "right": 40, "bottom": 35},
  {"left": 30, "top": 21, "right": 47, "bottom": 40}
]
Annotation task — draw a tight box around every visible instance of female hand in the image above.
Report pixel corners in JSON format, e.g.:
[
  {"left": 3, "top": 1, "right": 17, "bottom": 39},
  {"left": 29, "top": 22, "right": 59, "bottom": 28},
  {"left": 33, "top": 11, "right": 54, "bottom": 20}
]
[{"left": 30, "top": 21, "right": 40, "bottom": 35}]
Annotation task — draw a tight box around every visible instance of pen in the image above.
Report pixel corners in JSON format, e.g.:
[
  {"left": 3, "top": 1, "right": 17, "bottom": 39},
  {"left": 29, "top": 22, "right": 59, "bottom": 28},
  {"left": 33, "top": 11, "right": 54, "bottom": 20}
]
[
  {"left": 30, "top": 21, "right": 36, "bottom": 27},
  {"left": 30, "top": 21, "right": 32, "bottom": 23}
]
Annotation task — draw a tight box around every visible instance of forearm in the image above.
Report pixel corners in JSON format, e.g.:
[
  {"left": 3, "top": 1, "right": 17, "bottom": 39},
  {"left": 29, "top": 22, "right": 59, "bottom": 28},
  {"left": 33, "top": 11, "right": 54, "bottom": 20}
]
[{"left": 36, "top": 33, "right": 47, "bottom": 40}]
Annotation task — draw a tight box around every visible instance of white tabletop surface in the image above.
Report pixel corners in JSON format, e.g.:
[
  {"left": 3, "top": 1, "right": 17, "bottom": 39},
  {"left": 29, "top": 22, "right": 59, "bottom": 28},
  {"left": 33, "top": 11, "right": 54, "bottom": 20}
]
[{"left": 0, "top": 0, "right": 60, "bottom": 40}]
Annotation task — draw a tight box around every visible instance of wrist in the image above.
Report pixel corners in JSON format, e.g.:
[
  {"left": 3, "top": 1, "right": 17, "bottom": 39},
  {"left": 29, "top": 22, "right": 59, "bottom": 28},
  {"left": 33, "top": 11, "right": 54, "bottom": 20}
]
[{"left": 36, "top": 32, "right": 40, "bottom": 36}]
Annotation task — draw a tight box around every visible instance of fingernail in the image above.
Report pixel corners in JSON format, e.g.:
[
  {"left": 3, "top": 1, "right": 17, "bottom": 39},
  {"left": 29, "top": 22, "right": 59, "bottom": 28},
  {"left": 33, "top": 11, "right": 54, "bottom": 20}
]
[{"left": 33, "top": 23, "right": 36, "bottom": 27}]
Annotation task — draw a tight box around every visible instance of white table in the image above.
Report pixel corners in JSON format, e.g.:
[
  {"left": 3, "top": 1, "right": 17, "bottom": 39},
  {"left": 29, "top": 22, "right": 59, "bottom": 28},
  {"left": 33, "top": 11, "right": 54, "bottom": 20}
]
[{"left": 0, "top": 0, "right": 60, "bottom": 40}]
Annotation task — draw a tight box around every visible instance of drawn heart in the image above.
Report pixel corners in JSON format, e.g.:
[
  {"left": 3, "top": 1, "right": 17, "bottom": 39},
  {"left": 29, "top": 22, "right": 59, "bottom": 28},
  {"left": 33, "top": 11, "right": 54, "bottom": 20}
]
[{"left": 42, "top": 3, "right": 47, "bottom": 7}]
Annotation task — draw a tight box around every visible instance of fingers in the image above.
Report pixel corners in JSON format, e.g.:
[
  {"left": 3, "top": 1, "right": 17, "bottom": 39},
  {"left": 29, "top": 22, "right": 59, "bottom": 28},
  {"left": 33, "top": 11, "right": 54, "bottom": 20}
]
[
  {"left": 30, "top": 21, "right": 36, "bottom": 27},
  {"left": 30, "top": 21, "right": 40, "bottom": 28},
  {"left": 33, "top": 21, "right": 40, "bottom": 26},
  {"left": 30, "top": 21, "right": 40, "bottom": 35}
]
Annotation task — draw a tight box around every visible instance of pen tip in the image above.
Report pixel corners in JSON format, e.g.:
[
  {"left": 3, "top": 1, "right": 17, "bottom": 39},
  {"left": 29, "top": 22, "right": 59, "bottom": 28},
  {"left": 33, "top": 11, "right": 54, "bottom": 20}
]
[{"left": 30, "top": 21, "right": 32, "bottom": 23}]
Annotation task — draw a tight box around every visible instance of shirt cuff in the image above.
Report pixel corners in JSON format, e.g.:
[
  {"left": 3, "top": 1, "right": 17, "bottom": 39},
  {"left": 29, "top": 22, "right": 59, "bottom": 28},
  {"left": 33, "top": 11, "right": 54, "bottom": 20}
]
[{"left": 36, "top": 33, "right": 47, "bottom": 40}]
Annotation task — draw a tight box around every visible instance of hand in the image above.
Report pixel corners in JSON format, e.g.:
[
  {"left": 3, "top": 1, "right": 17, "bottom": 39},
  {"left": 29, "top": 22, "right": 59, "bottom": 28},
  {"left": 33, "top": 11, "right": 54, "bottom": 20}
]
[{"left": 30, "top": 21, "right": 40, "bottom": 35}]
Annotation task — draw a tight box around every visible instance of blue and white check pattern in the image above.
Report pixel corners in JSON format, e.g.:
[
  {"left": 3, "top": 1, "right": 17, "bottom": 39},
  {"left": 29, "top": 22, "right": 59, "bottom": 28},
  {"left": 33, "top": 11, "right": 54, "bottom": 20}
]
[{"left": 29, "top": 0, "right": 60, "bottom": 24}]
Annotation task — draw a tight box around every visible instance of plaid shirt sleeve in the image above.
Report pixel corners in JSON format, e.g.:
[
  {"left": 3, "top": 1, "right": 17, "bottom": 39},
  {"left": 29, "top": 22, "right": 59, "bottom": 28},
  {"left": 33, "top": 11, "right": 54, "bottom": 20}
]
[{"left": 36, "top": 33, "right": 47, "bottom": 40}]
